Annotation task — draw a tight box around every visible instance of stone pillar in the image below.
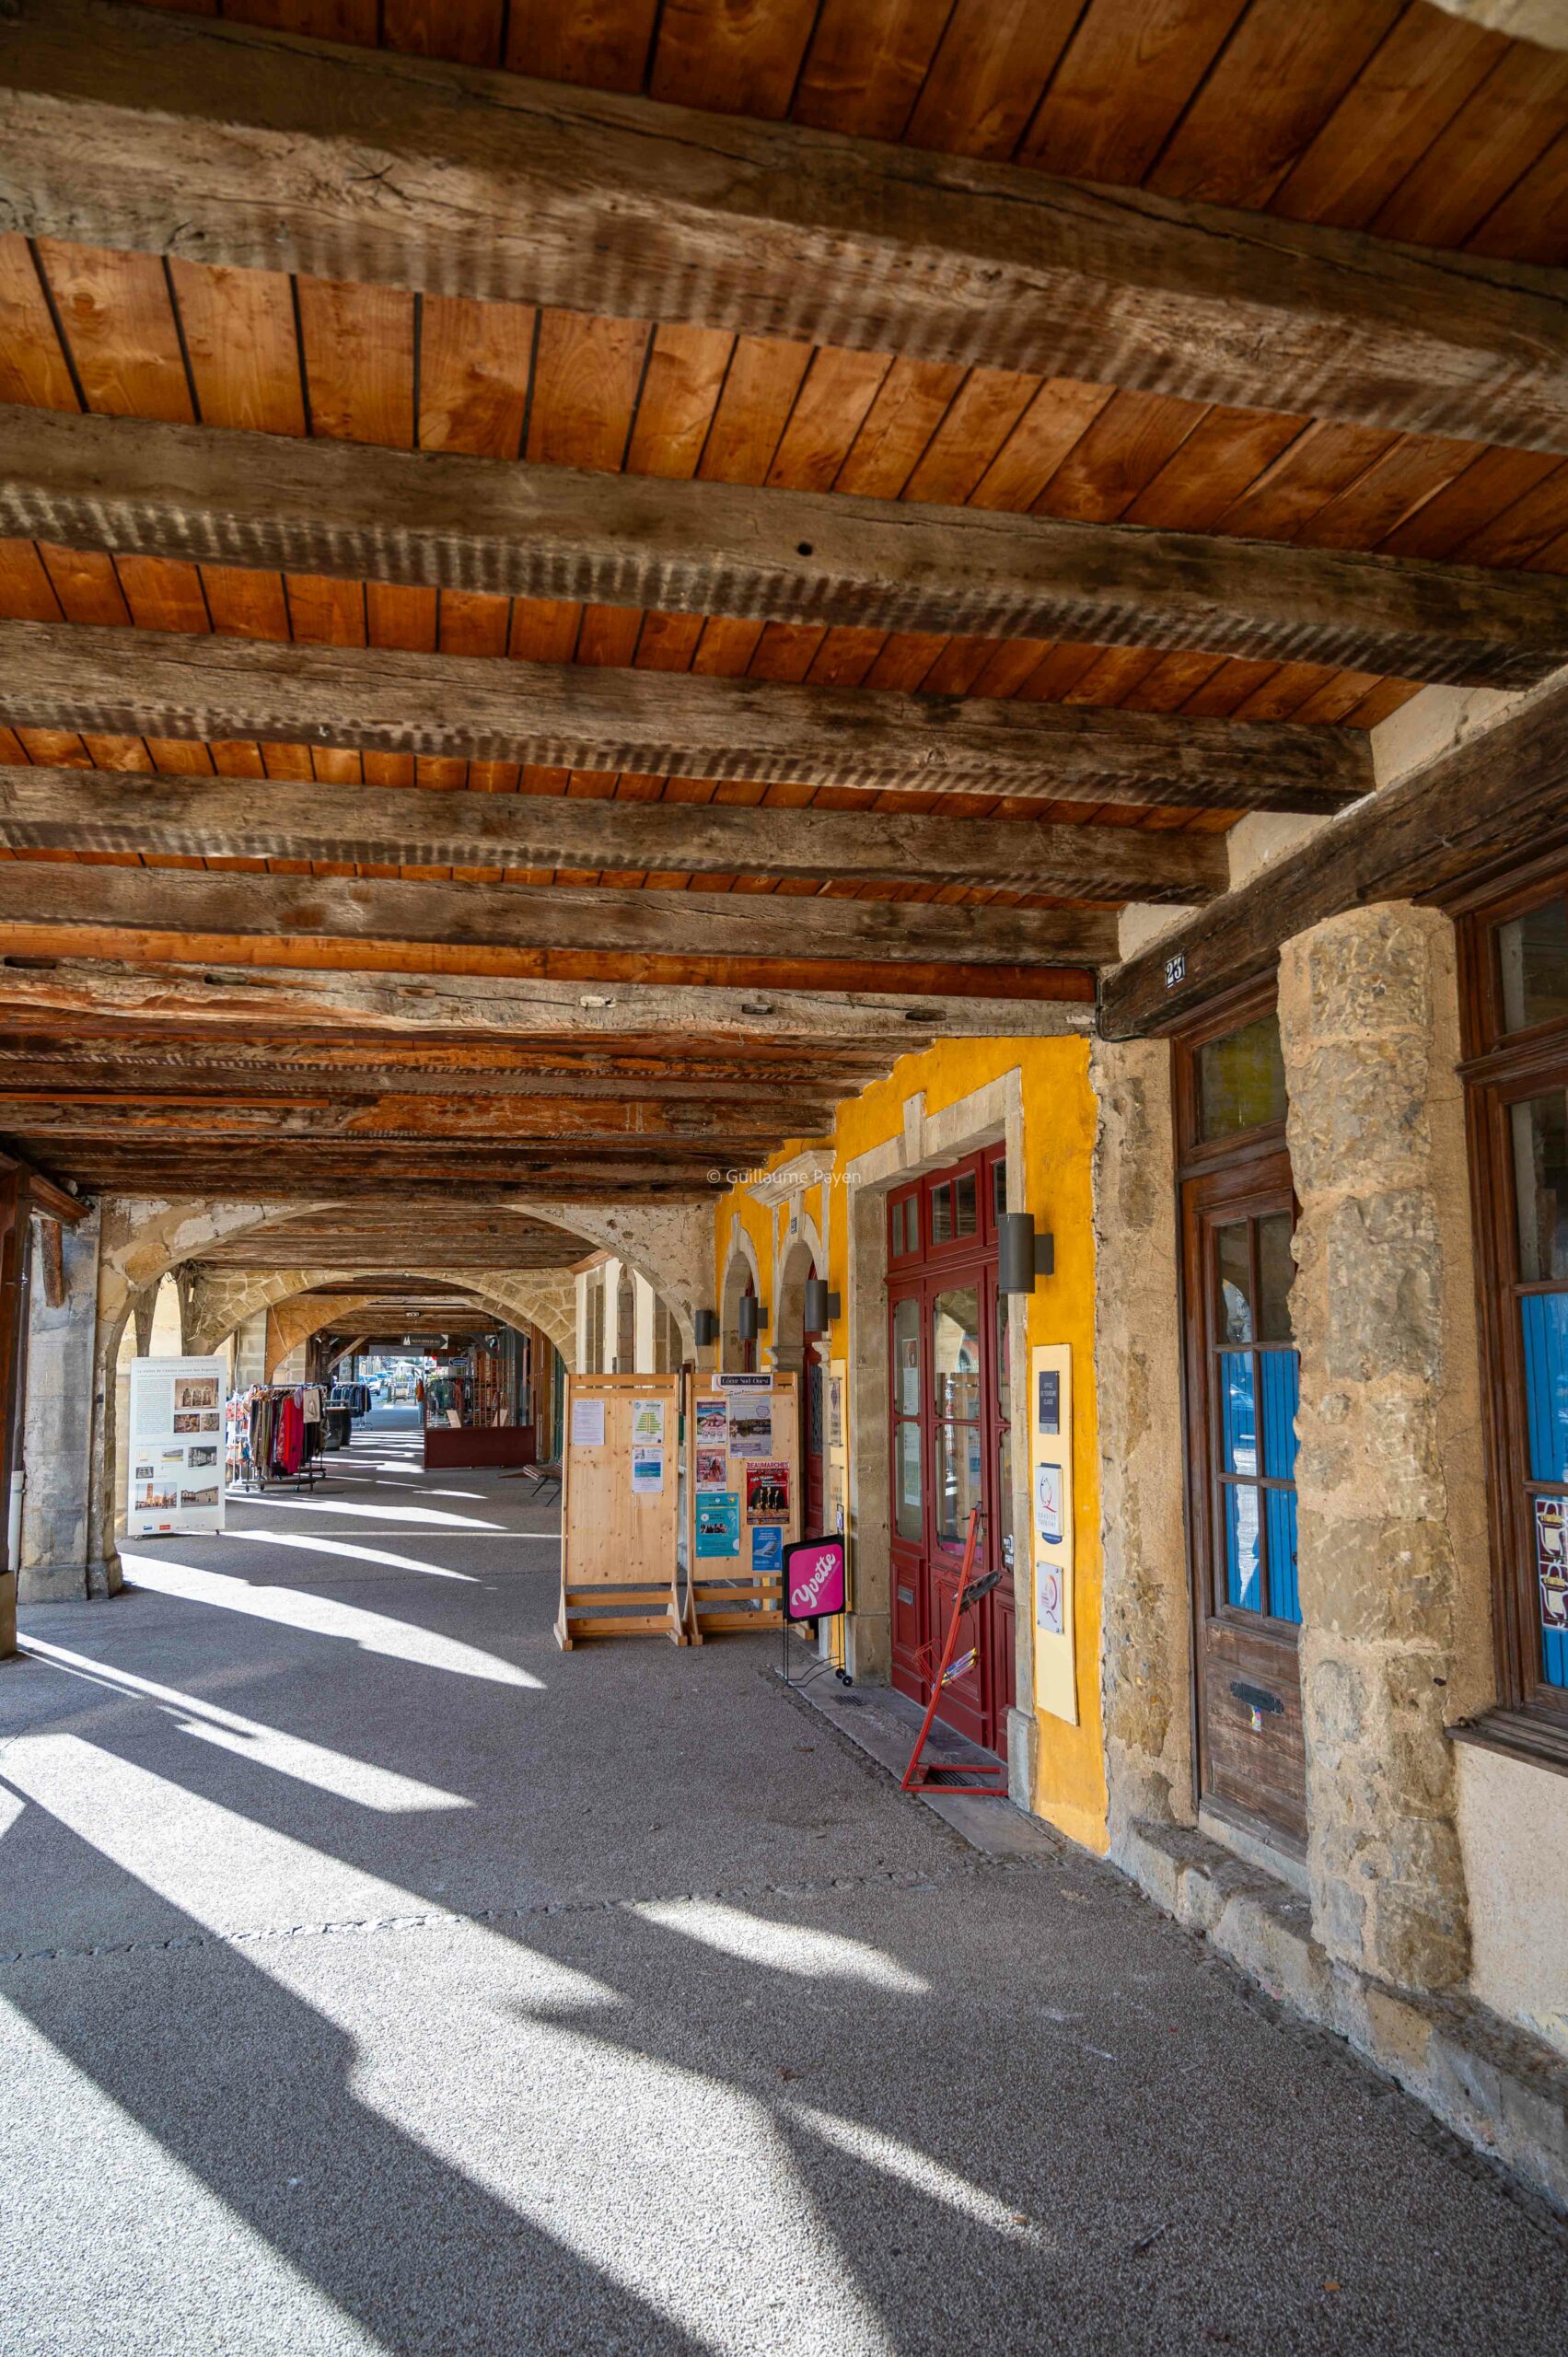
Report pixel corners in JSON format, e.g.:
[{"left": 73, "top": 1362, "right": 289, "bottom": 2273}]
[
  {"left": 1279, "top": 901, "right": 1492, "bottom": 1994},
  {"left": 18, "top": 1205, "right": 102, "bottom": 1603},
  {"left": 1091, "top": 1038, "right": 1195, "bottom": 1848}
]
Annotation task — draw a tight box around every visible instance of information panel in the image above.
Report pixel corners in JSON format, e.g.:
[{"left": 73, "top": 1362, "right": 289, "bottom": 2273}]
[{"left": 127, "top": 1354, "right": 228, "bottom": 1538}]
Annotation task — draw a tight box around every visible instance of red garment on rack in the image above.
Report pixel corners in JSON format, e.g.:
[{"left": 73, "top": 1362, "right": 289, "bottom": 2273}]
[{"left": 273, "top": 1394, "right": 304, "bottom": 1476}]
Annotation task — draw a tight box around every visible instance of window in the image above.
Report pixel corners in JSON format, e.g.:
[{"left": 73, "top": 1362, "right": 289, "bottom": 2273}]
[
  {"left": 1176, "top": 985, "right": 1307, "bottom": 1850},
  {"left": 1196, "top": 1015, "right": 1287, "bottom": 1142},
  {"left": 1211, "top": 1211, "right": 1300, "bottom": 1624},
  {"left": 1459, "top": 874, "right": 1568, "bottom": 1723}
]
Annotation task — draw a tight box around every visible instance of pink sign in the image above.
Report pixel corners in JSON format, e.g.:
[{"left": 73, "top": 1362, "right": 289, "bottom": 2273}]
[{"left": 784, "top": 1536, "right": 847, "bottom": 1621}]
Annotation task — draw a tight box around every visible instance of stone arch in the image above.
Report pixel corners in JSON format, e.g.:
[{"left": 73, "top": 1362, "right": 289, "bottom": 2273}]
[
  {"left": 772, "top": 1218, "right": 825, "bottom": 1376},
  {"left": 720, "top": 1225, "right": 761, "bottom": 1374},
  {"left": 515, "top": 1201, "right": 708, "bottom": 1361},
  {"left": 252, "top": 1272, "right": 578, "bottom": 1382}
]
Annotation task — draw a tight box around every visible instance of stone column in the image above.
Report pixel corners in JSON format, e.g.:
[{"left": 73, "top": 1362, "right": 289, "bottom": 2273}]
[
  {"left": 18, "top": 1205, "right": 103, "bottom": 1603},
  {"left": 1091, "top": 1038, "right": 1195, "bottom": 1849},
  {"left": 1279, "top": 901, "right": 1492, "bottom": 1995}
]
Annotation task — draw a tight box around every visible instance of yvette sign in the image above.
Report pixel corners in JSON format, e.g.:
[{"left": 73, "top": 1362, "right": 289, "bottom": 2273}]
[{"left": 782, "top": 1535, "right": 847, "bottom": 1621}]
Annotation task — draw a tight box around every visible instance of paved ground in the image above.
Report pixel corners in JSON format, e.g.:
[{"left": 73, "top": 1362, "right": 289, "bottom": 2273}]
[{"left": 3, "top": 1405, "right": 1564, "bottom": 2355}]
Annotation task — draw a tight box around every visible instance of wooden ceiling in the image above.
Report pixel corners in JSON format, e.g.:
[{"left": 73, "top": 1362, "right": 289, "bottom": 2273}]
[{"left": 0, "top": 0, "right": 1564, "bottom": 1206}]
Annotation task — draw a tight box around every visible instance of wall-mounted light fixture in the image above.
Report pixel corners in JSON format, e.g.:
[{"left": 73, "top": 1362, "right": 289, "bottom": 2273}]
[
  {"left": 738, "top": 1295, "right": 769, "bottom": 1341},
  {"left": 998, "top": 1213, "right": 1054, "bottom": 1295},
  {"left": 694, "top": 1308, "right": 720, "bottom": 1347},
  {"left": 803, "top": 1277, "right": 842, "bottom": 1334}
]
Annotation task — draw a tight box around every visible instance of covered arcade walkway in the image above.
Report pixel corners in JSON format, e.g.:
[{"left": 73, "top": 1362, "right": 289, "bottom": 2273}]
[{"left": 1, "top": 1409, "right": 1563, "bottom": 2355}]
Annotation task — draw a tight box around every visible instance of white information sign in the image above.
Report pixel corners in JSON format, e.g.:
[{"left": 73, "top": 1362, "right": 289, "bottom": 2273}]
[
  {"left": 127, "top": 1354, "right": 228, "bottom": 1538},
  {"left": 571, "top": 1396, "right": 606, "bottom": 1448}
]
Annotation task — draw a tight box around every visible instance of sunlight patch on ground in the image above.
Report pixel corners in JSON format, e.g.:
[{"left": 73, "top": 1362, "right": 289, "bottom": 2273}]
[
  {"left": 17, "top": 1641, "right": 471, "bottom": 1814},
  {"left": 0, "top": 1740, "right": 614, "bottom": 2016},
  {"left": 223, "top": 1493, "right": 505, "bottom": 1531},
  {"left": 240, "top": 1530, "right": 480, "bottom": 1584},
  {"left": 119, "top": 1554, "right": 543, "bottom": 1689},
  {"left": 349, "top": 2010, "right": 896, "bottom": 2357},
  {"left": 785, "top": 2101, "right": 1052, "bottom": 2251},
  {"left": 629, "top": 1900, "right": 929, "bottom": 1992}
]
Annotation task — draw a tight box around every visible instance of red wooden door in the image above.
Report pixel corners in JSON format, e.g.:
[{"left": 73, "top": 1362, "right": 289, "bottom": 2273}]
[{"left": 888, "top": 1147, "right": 1015, "bottom": 1754}]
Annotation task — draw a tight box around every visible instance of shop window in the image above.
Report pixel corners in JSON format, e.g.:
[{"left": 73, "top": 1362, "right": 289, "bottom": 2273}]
[
  {"left": 1176, "top": 985, "right": 1307, "bottom": 1850},
  {"left": 1499, "top": 895, "right": 1568, "bottom": 1036},
  {"left": 1459, "top": 876, "right": 1568, "bottom": 1722}
]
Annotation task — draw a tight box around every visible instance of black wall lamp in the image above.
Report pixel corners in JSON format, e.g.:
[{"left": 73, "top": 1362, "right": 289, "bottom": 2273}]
[
  {"left": 803, "top": 1278, "right": 842, "bottom": 1334},
  {"left": 694, "top": 1308, "right": 720, "bottom": 1347},
  {"left": 998, "top": 1213, "right": 1054, "bottom": 1295},
  {"left": 738, "top": 1295, "right": 769, "bottom": 1341}
]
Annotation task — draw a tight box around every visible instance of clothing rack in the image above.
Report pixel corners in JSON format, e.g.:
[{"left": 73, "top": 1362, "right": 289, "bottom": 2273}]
[{"left": 227, "top": 1383, "right": 329, "bottom": 1494}]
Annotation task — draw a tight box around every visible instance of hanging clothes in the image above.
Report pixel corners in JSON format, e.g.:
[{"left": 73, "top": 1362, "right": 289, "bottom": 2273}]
[{"left": 273, "top": 1393, "right": 304, "bottom": 1476}]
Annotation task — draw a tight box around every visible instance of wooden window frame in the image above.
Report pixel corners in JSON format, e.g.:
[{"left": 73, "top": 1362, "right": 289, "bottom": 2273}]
[
  {"left": 1172, "top": 980, "right": 1303, "bottom": 1829},
  {"left": 1454, "top": 870, "right": 1568, "bottom": 1757}
]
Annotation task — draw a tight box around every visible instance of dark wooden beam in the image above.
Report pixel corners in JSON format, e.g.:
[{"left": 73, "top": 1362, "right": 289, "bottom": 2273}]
[
  {"left": 0, "top": 858, "right": 1117, "bottom": 970},
  {"left": 0, "top": 957, "right": 1092, "bottom": 1039},
  {"left": 6, "top": 410, "right": 1564, "bottom": 691},
  {"left": 0, "top": 1147, "right": 87, "bottom": 1223},
  {"left": 1099, "top": 675, "right": 1568, "bottom": 1036},
  {"left": 0, "top": 764, "right": 1225, "bottom": 903},
  {"left": 0, "top": 1092, "right": 834, "bottom": 1143},
  {"left": 0, "top": 623, "right": 1370, "bottom": 816},
  {"left": 3, "top": 1, "right": 1565, "bottom": 451},
  {"left": 0, "top": 1045, "right": 874, "bottom": 1105}
]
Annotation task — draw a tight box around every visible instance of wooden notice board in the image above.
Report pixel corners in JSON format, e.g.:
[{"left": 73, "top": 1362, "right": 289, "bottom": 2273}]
[
  {"left": 557, "top": 1372, "right": 683, "bottom": 1648},
  {"left": 686, "top": 1371, "right": 800, "bottom": 1641}
]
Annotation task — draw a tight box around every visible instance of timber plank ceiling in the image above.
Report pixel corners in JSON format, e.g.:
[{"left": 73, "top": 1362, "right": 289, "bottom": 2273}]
[{"left": 0, "top": 0, "right": 1563, "bottom": 1205}]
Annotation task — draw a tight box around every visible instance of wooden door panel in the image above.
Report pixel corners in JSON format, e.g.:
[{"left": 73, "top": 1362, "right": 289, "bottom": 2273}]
[{"left": 1201, "top": 1619, "right": 1307, "bottom": 1847}]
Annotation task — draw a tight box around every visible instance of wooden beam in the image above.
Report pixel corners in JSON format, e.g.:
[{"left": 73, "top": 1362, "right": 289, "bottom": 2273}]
[
  {"left": 0, "top": 1144, "right": 87, "bottom": 1222},
  {"left": 12, "top": 1151, "right": 730, "bottom": 1199},
  {"left": 3, "top": 1, "right": 1566, "bottom": 452},
  {"left": 0, "top": 622, "right": 1373, "bottom": 817},
  {"left": 0, "top": 1093, "right": 834, "bottom": 1143},
  {"left": 0, "top": 765, "right": 1226, "bottom": 904},
  {"left": 1099, "top": 674, "right": 1568, "bottom": 1037},
  {"left": 0, "top": 1046, "right": 876, "bottom": 1106},
  {"left": 0, "top": 859, "right": 1116, "bottom": 970},
  {"left": 7, "top": 411, "right": 1565, "bottom": 692},
  {"left": 0, "top": 957, "right": 1093, "bottom": 1039}
]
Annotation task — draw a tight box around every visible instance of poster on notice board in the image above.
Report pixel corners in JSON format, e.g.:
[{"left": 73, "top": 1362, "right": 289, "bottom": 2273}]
[{"left": 127, "top": 1355, "right": 228, "bottom": 1538}]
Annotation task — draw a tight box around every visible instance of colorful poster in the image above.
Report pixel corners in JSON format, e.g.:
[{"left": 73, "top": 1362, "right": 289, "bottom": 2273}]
[
  {"left": 694, "top": 1397, "right": 728, "bottom": 1447},
  {"left": 746, "top": 1460, "right": 790, "bottom": 1524},
  {"left": 631, "top": 1398, "right": 666, "bottom": 1448},
  {"left": 570, "top": 1396, "right": 605, "bottom": 1448},
  {"left": 751, "top": 1525, "right": 783, "bottom": 1574},
  {"left": 730, "top": 1402, "right": 772, "bottom": 1457},
  {"left": 695, "top": 1492, "right": 740, "bottom": 1556},
  {"left": 1536, "top": 1496, "right": 1568, "bottom": 1634},
  {"left": 631, "top": 1449, "right": 664, "bottom": 1494},
  {"left": 784, "top": 1535, "right": 847, "bottom": 1621},
  {"left": 695, "top": 1448, "right": 727, "bottom": 1490},
  {"left": 127, "top": 1354, "right": 227, "bottom": 1538},
  {"left": 1036, "top": 1461, "right": 1064, "bottom": 1547}
]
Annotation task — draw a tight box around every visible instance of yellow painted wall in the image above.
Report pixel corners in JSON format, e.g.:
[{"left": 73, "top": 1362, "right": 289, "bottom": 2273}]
[{"left": 713, "top": 1037, "right": 1108, "bottom": 1853}]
